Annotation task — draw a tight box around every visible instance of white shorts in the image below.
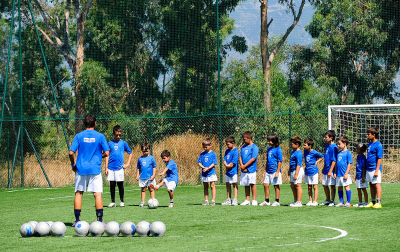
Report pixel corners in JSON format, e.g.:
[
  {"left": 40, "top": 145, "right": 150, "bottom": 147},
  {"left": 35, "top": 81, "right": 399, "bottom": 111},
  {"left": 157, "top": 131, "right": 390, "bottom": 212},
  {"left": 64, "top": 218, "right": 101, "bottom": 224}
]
[
  {"left": 304, "top": 174, "right": 318, "bottom": 185},
  {"left": 322, "top": 174, "right": 336, "bottom": 186},
  {"left": 201, "top": 174, "right": 218, "bottom": 183},
  {"left": 290, "top": 168, "right": 304, "bottom": 185},
  {"left": 336, "top": 176, "right": 352, "bottom": 187},
  {"left": 139, "top": 178, "right": 156, "bottom": 188},
  {"left": 106, "top": 169, "right": 124, "bottom": 182},
  {"left": 355, "top": 179, "right": 368, "bottom": 189},
  {"left": 225, "top": 174, "right": 238, "bottom": 184},
  {"left": 263, "top": 172, "right": 282, "bottom": 185},
  {"left": 366, "top": 170, "right": 382, "bottom": 184},
  {"left": 75, "top": 173, "right": 103, "bottom": 193},
  {"left": 162, "top": 179, "right": 177, "bottom": 192},
  {"left": 240, "top": 172, "right": 257, "bottom": 186}
]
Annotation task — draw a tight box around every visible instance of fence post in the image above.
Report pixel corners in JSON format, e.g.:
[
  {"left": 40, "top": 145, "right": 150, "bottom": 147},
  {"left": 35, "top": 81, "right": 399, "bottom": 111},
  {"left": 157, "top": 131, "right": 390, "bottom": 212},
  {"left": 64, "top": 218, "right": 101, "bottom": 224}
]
[
  {"left": 289, "top": 108, "right": 292, "bottom": 153},
  {"left": 18, "top": 0, "right": 24, "bottom": 187},
  {"left": 7, "top": 129, "right": 10, "bottom": 186}
]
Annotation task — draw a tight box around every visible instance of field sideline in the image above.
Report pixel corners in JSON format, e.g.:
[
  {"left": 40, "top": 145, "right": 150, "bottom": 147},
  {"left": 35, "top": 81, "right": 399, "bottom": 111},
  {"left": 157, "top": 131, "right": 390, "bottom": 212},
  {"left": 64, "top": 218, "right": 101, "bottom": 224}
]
[{"left": 2, "top": 184, "right": 400, "bottom": 251}]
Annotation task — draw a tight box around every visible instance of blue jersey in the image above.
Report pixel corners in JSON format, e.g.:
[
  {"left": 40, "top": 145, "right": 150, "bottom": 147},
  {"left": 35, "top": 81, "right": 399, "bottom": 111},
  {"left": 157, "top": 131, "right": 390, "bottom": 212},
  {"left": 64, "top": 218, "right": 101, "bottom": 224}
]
[
  {"left": 356, "top": 154, "right": 367, "bottom": 180},
  {"left": 69, "top": 130, "right": 109, "bottom": 176},
  {"left": 289, "top": 150, "right": 303, "bottom": 172},
  {"left": 336, "top": 150, "right": 353, "bottom": 177},
  {"left": 197, "top": 150, "right": 218, "bottom": 177},
  {"left": 304, "top": 149, "right": 324, "bottom": 176},
  {"left": 240, "top": 144, "right": 259, "bottom": 173},
  {"left": 367, "top": 141, "right": 383, "bottom": 172},
  {"left": 107, "top": 140, "right": 132, "bottom": 171},
  {"left": 266, "top": 147, "right": 283, "bottom": 174},
  {"left": 165, "top": 159, "right": 179, "bottom": 184},
  {"left": 137, "top": 155, "right": 157, "bottom": 179},
  {"left": 224, "top": 148, "right": 239, "bottom": 177},
  {"left": 323, "top": 143, "right": 338, "bottom": 175}
]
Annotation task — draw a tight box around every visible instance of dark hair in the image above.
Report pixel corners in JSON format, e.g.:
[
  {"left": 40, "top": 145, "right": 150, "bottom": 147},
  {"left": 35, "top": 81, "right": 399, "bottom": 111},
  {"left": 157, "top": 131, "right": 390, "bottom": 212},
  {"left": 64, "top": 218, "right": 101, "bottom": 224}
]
[
  {"left": 290, "top": 136, "right": 302, "bottom": 146},
  {"left": 141, "top": 142, "right": 150, "bottom": 151},
  {"left": 225, "top": 136, "right": 235, "bottom": 143},
  {"left": 113, "top": 125, "right": 122, "bottom": 134},
  {"left": 242, "top": 131, "right": 253, "bottom": 139},
  {"left": 325, "top": 130, "right": 336, "bottom": 140},
  {"left": 304, "top": 138, "right": 314, "bottom": 148},
  {"left": 202, "top": 138, "right": 212, "bottom": 146},
  {"left": 267, "top": 134, "right": 279, "bottom": 147},
  {"left": 356, "top": 143, "right": 367, "bottom": 152},
  {"left": 84, "top": 114, "right": 96, "bottom": 128},
  {"left": 161, "top": 150, "right": 171, "bottom": 158},
  {"left": 367, "top": 127, "right": 379, "bottom": 138},
  {"left": 338, "top": 136, "right": 349, "bottom": 145}
]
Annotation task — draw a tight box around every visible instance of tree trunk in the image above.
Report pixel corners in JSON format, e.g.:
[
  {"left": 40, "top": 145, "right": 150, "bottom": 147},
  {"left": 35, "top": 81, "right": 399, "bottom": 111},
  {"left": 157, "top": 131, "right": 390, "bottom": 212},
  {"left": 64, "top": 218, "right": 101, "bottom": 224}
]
[
  {"left": 74, "top": 16, "right": 85, "bottom": 133},
  {"left": 260, "top": 1, "right": 272, "bottom": 114},
  {"left": 179, "top": 57, "right": 188, "bottom": 114}
]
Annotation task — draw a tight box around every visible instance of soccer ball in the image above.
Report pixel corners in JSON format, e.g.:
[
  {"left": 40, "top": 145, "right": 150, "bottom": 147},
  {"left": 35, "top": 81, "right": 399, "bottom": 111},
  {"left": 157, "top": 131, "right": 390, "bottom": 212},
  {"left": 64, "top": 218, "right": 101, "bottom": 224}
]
[
  {"left": 27, "top": 221, "right": 38, "bottom": 232},
  {"left": 105, "top": 221, "right": 120, "bottom": 237},
  {"left": 50, "top": 222, "right": 66, "bottom": 237},
  {"left": 89, "top": 221, "right": 105, "bottom": 237},
  {"left": 148, "top": 198, "right": 159, "bottom": 209},
  {"left": 136, "top": 221, "right": 150, "bottom": 237},
  {"left": 47, "top": 221, "right": 54, "bottom": 228},
  {"left": 74, "top": 221, "right": 90, "bottom": 237},
  {"left": 120, "top": 221, "right": 135, "bottom": 237},
  {"left": 20, "top": 223, "right": 34, "bottom": 237},
  {"left": 35, "top": 222, "right": 51, "bottom": 237},
  {"left": 150, "top": 221, "right": 166, "bottom": 237}
]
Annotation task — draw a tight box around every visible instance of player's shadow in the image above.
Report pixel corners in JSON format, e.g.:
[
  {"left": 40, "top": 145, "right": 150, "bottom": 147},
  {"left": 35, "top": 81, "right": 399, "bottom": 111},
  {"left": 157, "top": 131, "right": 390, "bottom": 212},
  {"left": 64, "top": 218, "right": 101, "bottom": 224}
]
[
  {"left": 65, "top": 222, "right": 74, "bottom": 227},
  {"left": 186, "top": 203, "right": 222, "bottom": 205}
]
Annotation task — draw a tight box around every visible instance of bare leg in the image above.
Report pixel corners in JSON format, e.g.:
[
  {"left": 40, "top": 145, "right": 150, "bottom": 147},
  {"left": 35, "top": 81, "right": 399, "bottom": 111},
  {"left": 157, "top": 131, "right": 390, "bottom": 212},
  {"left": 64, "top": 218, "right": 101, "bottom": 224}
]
[
  {"left": 330, "top": 185, "right": 336, "bottom": 201},
  {"left": 141, "top": 187, "right": 147, "bottom": 202},
  {"left": 290, "top": 182, "right": 296, "bottom": 201},
  {"left": 226, "top": 182, "right": 231, "bottom": 199},
  {"left": 93, "top": 192, "right": 103, "bottom": 209},
  {"left": 296, "top": 184, "right": 303, "bottom": 202},
  {"left": 357, "top": 188, "right": 363, "bottom": 203},
  {"left": 308, "top": 185, "right": 313, "bottom": 201},
  {"left": 250, "top": 184, "right": 257, "bottom": 201},
  {"left": 323, "top": 185, "right": 331, "bottom": 201},
  {"left": 376, "top": 183, "right": 382, "bottom": 200},
  {"left": 245, "top": 186, "right": 250, "bottom": 201},
  {"left": 203, "top": 182, "right": 209, "bottom": 201},
  {"left": 149, "top": 185, "right": 155, "bottom": 199},
  {"left": 233, "top": 183, "right": 238, "bottom": 199},
  {"left": 313, "top": 184, "right": 318, "bottom": 202},
  {"left": 74, "top": 191, "right": 83, "bottom": 209},
  {"left": 264, "top": 183, "right": 270, "bottom": 200},
  {"left": 362, "top": 188, "right": 368, "bottom": 202},
  {"left": 370, "top": 183, "right": 377, "bottom": 200},
  {"left": 210, "top": 182, "right": 216, "bottom": 201},
  {"left": 274, "top": 185, "right": 280, "bottom": 200},
  {"left": 168, "top": 190, "right": 174, "bottom": 200}
]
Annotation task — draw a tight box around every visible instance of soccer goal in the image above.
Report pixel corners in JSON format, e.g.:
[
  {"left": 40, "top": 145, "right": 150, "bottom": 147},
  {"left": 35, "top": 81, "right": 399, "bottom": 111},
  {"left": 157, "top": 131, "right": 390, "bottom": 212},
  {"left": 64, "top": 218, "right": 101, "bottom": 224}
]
[{"left": 328, "top": 104, "right": 400, "bottom": 182}]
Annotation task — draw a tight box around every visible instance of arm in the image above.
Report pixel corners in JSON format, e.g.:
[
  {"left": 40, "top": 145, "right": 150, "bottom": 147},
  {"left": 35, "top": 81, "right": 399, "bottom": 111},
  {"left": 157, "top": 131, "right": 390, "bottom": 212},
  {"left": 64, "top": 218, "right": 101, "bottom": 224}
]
[
  {"left": 315, "top": 157, "right": 324, "bottom": 165},
  {"left": 242, "top": 158, "right": 256, "bottom": 170},
  {"left": 69, "top": 151, "right": 76, "bottom": 172},
  {"left": 293, "top": 165, "right": 301, "bottom": 180},
  {"left": 150, "top": 167, "right": 156, "bottom": 180},
  {"left": 158, "top": 167, "right": 169, "bottom": 177},
  {"left": 123, "top": 153, "right": 133, "bottom": 169},
  {"left": 374, "top": 158, "right": 382, "bottom": 177},
  {"left": 136, "top": 168, "right": 140, "bottom": 181},
  {"left": 344, "top": 163, "right": 351, "bottom": 180},
  {"left": 362, "top": 166, "right": 366, "bottom": 183},
  {"left": 328, "top": 161, "right": 336, "bottom": 177},
  {"left": 275, "top": 162, "right": 282, "bottom": 178},
  {"left": 105, "top": 155, "right": 109, "bottom": 176}
]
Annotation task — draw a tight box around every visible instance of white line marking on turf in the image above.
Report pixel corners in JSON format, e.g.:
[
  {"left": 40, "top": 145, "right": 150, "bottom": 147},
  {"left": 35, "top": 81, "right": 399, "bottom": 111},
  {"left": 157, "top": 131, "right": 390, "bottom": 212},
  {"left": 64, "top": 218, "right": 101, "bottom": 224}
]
[
  {"left": 5, "top": 188, "right": 59, "bottom": 193},
  {"left": 40, "top": 189, "right": 140, "bottom": 200}
]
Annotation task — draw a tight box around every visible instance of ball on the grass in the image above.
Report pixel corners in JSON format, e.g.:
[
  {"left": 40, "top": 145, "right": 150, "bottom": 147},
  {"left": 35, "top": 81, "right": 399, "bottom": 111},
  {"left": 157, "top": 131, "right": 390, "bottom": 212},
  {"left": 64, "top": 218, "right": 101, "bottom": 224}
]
[
  {"left": 50, "top": 222, "right": 66, "bottom": 237},
  {"left": 105, "top": 221, "right": 120, "bottom": 237},
  {"left": 34, "top": 222, "right": 51, "bottom": 237},
  {"left": 150, "top": 221, "right": 166, "bottom": 237},
  {"left": 136, "top": 221, "right": 150, "bottom": 237},
  {"left": 28, "top": 221, "right": 38, "bottom": 232},
  {"left": 47, "top": 221, "right": 54, "bottom": 228},
  {"left": 74, "top": 221, "right": 90, "bottom": 237},
  {"left": 148, "top": 198, "right": 159, "bottom": 209},
  {"left": 89, "top": 221, "right": 105, "bottom": 237},
  {"left": 120, "top": 221, "right": 135, "bottom": 237},
  {"left": 20, "top": 223, "right": 34, "bottom": 237}
]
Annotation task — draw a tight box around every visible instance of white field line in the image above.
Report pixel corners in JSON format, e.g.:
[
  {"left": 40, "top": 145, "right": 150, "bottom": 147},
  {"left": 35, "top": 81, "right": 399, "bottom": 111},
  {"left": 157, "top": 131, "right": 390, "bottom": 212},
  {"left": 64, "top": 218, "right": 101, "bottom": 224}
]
[{"left": 40, "top": 189, "right": 140, "bottom": 200}]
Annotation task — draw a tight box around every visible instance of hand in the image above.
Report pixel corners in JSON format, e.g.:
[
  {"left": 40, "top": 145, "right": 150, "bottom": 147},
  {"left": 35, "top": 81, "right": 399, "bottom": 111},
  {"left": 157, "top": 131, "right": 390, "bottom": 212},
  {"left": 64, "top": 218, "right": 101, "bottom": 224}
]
[
  {"left": 158, "top": 172, "right": 164, "bottom": 177},
  {"left": 374, "top": 171, "right": 379, "bottom": 177},
  {"left": 287, "top": 170, "right": 290, "bottom": 176},
  {"left": 362, "top": 178, "right": 365, "bottom": 183},
  {"left": 136, "top": 175, "right": 139, "bottom": 181},
  {"left": 328, "top": 171, "right": 332, "bottom": 177},
  {"left": 274, "top": 172, "right": 279, "bottom": 178},
  {"left": 105, "top": 168, "right": 109, "bottom": 176},
  {"left": 202, "top": 168, "right": 207, "bottom": 172},
  {"left": 122, "top": 164, "right": 129, "bottom": 169},
  {"left": 333, "top": 174, "right": 336, "bottom": 179},
  {"left": 71, "top": 164, "right": 77, "bottom": 172},
  {"left": 344, "top": 174, "right": 348, "bottom": 180},
  {"left": 150, "top": 175, "right": 155, "bottom": 181},
  {"left": 293, "top": 175, "right": 298, "bottom": 180},
  {"left": 242, "top": 168, "right": 248, "bottom": 173}
]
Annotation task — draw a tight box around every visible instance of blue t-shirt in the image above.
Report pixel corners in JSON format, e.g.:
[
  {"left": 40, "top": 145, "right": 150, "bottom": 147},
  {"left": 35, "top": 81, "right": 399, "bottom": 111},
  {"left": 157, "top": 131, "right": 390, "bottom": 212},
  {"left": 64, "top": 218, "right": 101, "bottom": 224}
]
[
  {"left": 137, "top": 155, "right": 157, "bottom": 179},
  {"left": 367, "top": 141, "right": 383, "bottom": 172},
  {"left": 304, "top": 149, "right": 324, "bottom": 176},
  {"left": 323, "top": 143, "right": 338, "bottom": 175},
  {"left": 336, "top": 150, "right": 353, "bottom": 177},
  {"left": 240, "top": 144, "right": 259, "bottom": 173},
  {"left": 197, "top": 150, "right": 218, "bottom": 177},
  {"left": 266, "top": 147, "right": 283, "bottom": 174},
  {"left": 289, "top": 150, "right": 303, "bottom": 172},
  {"left": 165, "top": 159, "right": 179, "bottom": 184},
  {"left": 107, "top": 140, "right": 132, "bottom": 170},
  {"left": 356, "top": 154, "right": 367, "bottom": 180},
  {"left": 69, "top": 130, "right": 110, "bottom": 176},
  {"left": 224, "top": 148, "right": 239, "bottom": 177}
]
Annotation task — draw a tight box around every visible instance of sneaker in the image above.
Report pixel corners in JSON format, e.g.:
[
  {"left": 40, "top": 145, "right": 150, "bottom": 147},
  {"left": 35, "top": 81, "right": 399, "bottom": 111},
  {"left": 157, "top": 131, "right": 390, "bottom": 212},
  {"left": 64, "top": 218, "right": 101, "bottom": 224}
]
[
  {"left": 289, "top": 201, "right": 296, "bottom": 207},
  {"left": 358, "top": 203, "right": 365, "bottom": 207},
  {"left": 119, "top": 202, "right": 125, "bottom": 207},
  {"left": 71, "top": 221, "right": 78, "bottom": 227},
  {"left": 319, "top": 200, "right": 330, "bottom": 206},
  {"left": 271, "top": 201, "right": 280, "bottom": 206},
  {"left": 240, "top": 200, "right": 250, "bottom": 205},
  {"left": 335, "top": 202, "right": 344, "bottom": 207},
  {"left": 310, "top": 201, "right": 318, "bottom": 206},
  {"left": 231, "top": 199, "right": 238, "bottom": 206},
  {"left": 259, "top": 201, "right": 271, "bottom": 206},
  {"left": 168, "top": 202, "right": 174, "bottom": 208},
  {"left": 221, "top": 199, "right": 232, "bottom": 205},
  {"left": 306, "top": 201, "right": 313, "bottom": 206},
  {"left": 108, "top": 202, "right": 116, "bottom": 208},
  {"left": 353, "top": 202, "right": 362, "bottom": 207},
  {"left": 210, "top": 201, "right": 216, "bottom": 206},
  {"left": 202, "top": 200, "right": 209, "bottom": 206},
  {"left": 328, "top": 201, "right": 335, "bottom": 207},
  {"left": 251, "top": 200, "right": 258, "bottom": 206},
  {"left": 344, "top": 202, "right": 352, "bottom": 207},
  {"left": 139, "top": 202, "right": 145, "bottom": 207},
  {"left": 364, "top": 202, "right": 374, "bottom": 208},
  {"left": 372, "top": 203, "right": 382, "bottom": 209},
  {"left": 291, "top": 201, "right": 302, "bottom": 207}
]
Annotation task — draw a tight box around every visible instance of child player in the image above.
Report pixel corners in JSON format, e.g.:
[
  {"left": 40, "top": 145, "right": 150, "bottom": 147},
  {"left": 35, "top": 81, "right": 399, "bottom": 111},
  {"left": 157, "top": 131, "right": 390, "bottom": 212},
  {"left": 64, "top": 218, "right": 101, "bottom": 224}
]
[
  {"left": 334, "top": 136, "right": 353, "bottom": 207},
  {"left": 152, "top": 150, "right": 178, "bottom": 208},
  {"left": 303, "top": 138, "right": 324, "bottom": 206},
  {"left": 197, "top": 138, "right": 218, "bottom": 206},
  {"left": 354, "top": 143, "right": 368, "bottom": 207},
  {"left": 260, "top": 134, "right": 282, "bottom": 207},
  {"left": 239, "top": 131, "right": 259, "bottom": 206},
  {"left": 136, "top": 142, "right": 157, "bottom": 207},
  {"left": 289, "top": 136, "right": 304, "bottom": 207},
  {"left": 320, "top": 130, "right": 338, "bottom": 206},
  {"left": 364, "top": 127, "right": 383, "bottom": 209},
  {"left": 221, "top": 136, "right": 239, "bottom": 206},
  {"left": 104, "top": 125, "right": 133, "bottom": 207},
  {"left": 69, "top": 114, "right": 110, "bottom": 226}
]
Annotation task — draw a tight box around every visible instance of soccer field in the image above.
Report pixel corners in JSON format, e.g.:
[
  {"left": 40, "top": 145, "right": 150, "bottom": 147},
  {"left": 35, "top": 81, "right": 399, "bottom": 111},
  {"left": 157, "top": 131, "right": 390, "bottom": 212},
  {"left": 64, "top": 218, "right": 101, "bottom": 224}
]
[{"left": 2, "top": 184, "right": 399, "bottom": 251}]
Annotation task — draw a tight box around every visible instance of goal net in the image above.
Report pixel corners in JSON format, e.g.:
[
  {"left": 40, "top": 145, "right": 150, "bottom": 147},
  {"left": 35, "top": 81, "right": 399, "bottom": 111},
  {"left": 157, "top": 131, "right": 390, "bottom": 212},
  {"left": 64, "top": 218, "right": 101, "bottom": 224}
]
[{"left": 329, "top": 104, "right": 400, "bottom": 182}]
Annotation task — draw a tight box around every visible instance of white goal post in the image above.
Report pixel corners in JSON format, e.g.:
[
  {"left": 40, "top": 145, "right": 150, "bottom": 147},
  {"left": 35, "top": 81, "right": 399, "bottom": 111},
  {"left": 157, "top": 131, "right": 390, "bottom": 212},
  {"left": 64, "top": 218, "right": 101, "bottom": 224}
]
[{"left": 328, "top": 104, "right": 400, "bottom": 182}]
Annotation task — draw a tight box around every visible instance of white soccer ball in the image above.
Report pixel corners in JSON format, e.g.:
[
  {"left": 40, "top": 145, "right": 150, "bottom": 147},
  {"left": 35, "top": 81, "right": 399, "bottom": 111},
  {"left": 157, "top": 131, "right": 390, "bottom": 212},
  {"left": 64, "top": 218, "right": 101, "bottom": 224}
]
[
  {"left": 27, "top": 221, "right": 38, "bottom": 232},
  {"left": 74, "top": 221, "right": 90, "bottom": 237},
  {"left": 47, "top": 221, "right": 54, "bottom": 228},
  {"left": 150, "top": 221, "right": 166, "bottom": 237},
  {"left": 105, "top": 221, "right": 120, "bottom": 237},
  {"left": 89, "top": 221, "right": 105, "bottom": 237},
  {"left": 34, "top": 222, "right": 51, "bottom": 237},
  {"left": 136, "top": 221, "right": 150, "bottom": 237},
  {"left": 50, "top": 222, "right": 66, "bottom": 237},
  {"left": 148, "top": 198, "right": 159, "bottom": 209},
  {"left": 120, "top": 221, "right": 136, "bottom": 237},
  {"left": 20, "top": 223, "right": 34, "bottom": 237}
]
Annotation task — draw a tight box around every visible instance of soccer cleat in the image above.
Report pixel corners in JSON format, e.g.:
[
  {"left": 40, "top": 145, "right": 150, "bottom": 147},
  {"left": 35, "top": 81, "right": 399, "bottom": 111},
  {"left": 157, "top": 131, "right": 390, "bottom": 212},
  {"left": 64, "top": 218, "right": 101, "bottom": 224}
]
[
  {"left": 202, "top": 200, "right": 209, "bottom": 206},
  {"left": 240, "top": 200, "right": 250, "bottom": 205},
  {"left": 271, "top": 201, "right": 280, "bottom": 206},
  {"left": 353, "top": 202, "right": 361, "bottom": 207},
  {"left": 71, "top": 221, "right": 78, "bottom": 227},
  {"left": 292, "top": 201, "right": 303, "bottom": 207},
  {"left": 119, "top": 202, "right": 125, "bottom": 207},
  {"left": 364, "top": 202, "right": 374, "bottom": 208},
  {"left": 231, "top": 199, "right": 238, "bottom": 206},
  {"left": 328, "top": 201, "right": 335, "bottom": 207},
  {"left": 221, "top": 199, "right": 232, "bottom": 205},
  {"left": 210, "top": 201, "right": 216, "bottom": 206},
  {"left": 108, "top": 202, "right": 116, "bottom": 208},
  {"left": 319, "top": 200, "right": 330, "bottom": 206},
  {"left": 289, "top": 201, "right": 296, "bottom": 207},
  {"left": 259, "top": 201, "right": 271, "bottom": 206},
  {"left": 372, "top": 203, "right": 382, "bottom": 209},
  {"left": 139, "top": 202, "right": 145, "bottom": 207},
  {"left": 306, "top": 201, "right": 313, "bottom": 206},
  {"left": 168, "top": 203, "right": 174, "bottom": 208},
  {"left": 344, "top": 202, "right": 352, "bottom": 207},
  {"left": 335, "top": 202, "right": 344, "bottom": 207},
  {"left": 311, "top": 201, "right": 318, "bottom": 206},
  {"left": 251, "top": 200, "right": 258, "bottom": 206}
]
